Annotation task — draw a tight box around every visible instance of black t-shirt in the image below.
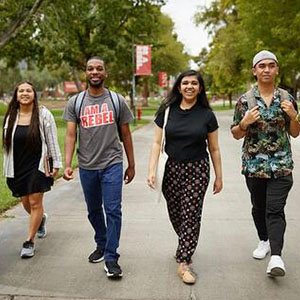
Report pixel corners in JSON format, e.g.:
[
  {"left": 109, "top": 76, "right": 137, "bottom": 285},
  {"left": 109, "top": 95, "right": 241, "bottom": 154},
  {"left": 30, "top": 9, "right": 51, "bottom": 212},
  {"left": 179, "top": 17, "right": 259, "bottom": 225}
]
[
  {"left": 154, "top": 102, "right": 219, "bottom": 162},
  {"left": 13, "top": 125, "right": 41, "bottom": 177}
]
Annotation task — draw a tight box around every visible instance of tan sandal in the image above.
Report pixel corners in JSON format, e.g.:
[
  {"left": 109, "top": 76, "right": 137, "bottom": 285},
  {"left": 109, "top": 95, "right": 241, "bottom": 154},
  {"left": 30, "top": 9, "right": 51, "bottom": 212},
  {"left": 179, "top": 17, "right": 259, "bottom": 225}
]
[{"left": 177, "top": 262, "right": 196, "bottom": 284}]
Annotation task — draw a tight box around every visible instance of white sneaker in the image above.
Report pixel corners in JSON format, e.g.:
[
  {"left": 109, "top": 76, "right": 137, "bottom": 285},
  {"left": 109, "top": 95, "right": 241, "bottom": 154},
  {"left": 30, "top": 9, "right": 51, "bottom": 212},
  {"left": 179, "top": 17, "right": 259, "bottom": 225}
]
[
  {"left": 266, "top": 255, "right": 285, "bottom": 277},
  {"left": 20, "top": 241, "right": 35, "bottom": 258},
  {"left": 252, "top": 240, "right": 270, "bottom": 259}
]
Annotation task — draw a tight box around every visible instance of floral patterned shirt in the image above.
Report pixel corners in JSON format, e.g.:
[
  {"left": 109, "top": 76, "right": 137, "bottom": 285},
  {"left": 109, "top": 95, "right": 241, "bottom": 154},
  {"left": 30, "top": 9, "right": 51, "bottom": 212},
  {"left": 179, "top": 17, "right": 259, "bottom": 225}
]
[{"left": 232, "top": 86, "right": 298, "bottom": 178}]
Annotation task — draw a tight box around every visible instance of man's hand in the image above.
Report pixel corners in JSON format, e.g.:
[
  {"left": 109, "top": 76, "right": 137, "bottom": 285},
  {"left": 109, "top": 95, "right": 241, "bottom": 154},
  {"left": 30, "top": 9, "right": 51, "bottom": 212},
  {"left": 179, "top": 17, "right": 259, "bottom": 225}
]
[
  {"left": 63, "top": 167, "right": 73, "bottom": 181},
  {"left": 281, "top": 100, "right": 298, "bottom": 120},
  {"left": 124, "top": 166, "right": 135, "bottom": 184},
  {"left": 242, "top": 105, "right": 260, "bottom": 128}
]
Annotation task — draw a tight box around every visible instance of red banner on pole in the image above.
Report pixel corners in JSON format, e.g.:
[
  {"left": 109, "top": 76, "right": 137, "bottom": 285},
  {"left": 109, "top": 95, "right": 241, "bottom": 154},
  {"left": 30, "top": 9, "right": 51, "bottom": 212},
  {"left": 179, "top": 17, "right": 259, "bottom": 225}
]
[
  {"left": 135, "top": 45, "right": 152, "bottom": 75},
  {"left": 159, "top": 72, "right": 168, "bottom": 88}
]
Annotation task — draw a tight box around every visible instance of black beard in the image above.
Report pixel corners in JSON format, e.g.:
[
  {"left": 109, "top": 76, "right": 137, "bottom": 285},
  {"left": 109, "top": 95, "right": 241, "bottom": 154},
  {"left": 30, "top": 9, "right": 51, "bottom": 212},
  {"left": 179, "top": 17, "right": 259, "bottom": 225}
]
[{"left": 88, "top": 78, "right": 104, "bottom": 88}]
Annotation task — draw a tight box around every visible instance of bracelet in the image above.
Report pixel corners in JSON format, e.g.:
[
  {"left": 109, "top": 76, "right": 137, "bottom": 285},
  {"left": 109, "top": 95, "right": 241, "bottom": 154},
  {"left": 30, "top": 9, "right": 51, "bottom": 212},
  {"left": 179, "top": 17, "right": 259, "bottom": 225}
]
[{"left": 239, "top": 122, "right": 247, "bottom": 131}]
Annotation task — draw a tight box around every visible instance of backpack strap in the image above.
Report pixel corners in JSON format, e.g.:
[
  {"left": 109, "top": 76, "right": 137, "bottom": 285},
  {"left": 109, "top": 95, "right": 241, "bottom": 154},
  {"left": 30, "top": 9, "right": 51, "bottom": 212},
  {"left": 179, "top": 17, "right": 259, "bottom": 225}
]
[
  {"left": 245, "top": 87, "right": 288, "bottom": 109},
  {"left": 278, "top": 88, "right": 291, "bottom": 141},
  {"left": 278, "top": 88, "right": 289, "bottom": 102},
  {"left": 245, "top": 88, "right": 257, "bottom": 110},
  {"left": 108, "top": 90, "right": 122, "bottom": 142},
  {"left": 161, "top": 106, "right": 170, "bottom": 154},
  {"left": 108, "top": 90, "right": 120, "bottom": 124},
  {"left": 74, "top": 90, "right": 86, "bottom": 124}
]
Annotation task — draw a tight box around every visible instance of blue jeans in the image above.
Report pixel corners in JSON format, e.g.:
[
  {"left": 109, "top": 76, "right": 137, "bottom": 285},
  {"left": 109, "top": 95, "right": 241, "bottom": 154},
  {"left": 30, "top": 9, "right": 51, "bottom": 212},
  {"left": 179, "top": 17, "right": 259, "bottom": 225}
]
[{"left": 79, "top": 163, "right": 123, "bottom": 262}]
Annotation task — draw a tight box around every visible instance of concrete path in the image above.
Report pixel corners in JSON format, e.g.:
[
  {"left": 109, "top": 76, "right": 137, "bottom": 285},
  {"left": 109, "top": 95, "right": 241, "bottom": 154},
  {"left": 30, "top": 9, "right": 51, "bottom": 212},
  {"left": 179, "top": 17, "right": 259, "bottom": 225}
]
[{"left": 1, "top": 110, "right": 300, "bottom": 300}]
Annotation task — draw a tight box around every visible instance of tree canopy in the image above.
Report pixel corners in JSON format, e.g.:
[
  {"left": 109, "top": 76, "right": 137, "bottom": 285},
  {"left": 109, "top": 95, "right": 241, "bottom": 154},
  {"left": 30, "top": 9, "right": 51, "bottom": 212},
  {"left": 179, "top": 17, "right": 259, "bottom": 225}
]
[
  {"left": 0, "top": 0, "right": 189, "bottom": 94},
  {"left": 195, "top": 0, "right": 300, "bottom": 99},
  {"left": 0, "top": 0, "right": 45, "bottom": 50}
]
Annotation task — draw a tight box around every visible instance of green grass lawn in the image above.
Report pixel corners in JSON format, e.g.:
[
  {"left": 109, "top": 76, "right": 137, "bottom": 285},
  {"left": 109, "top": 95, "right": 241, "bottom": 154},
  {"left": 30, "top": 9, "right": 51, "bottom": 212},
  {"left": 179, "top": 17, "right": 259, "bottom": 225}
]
[
  {"left": 211, "top": 103, "right": 235, "bottom": 111},
  {"left": 139, "top": 106, "right": 157, "bottom": 116},
  {"left": 0, "top": 104, "right": 151, "bottom": 214},
  {"left": 0, "top": 97, "right": 237, "bottom": 214}
]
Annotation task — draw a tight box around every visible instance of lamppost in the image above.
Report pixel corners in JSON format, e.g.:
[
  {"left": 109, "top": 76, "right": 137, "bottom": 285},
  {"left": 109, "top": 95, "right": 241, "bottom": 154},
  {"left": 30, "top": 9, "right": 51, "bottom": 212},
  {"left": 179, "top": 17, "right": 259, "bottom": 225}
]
[
  {"left": 131, "top": 43, "right": 136, "bottom": 125},
  {"left": 131, "top": 34, "right": 148, "bottom": 126}
]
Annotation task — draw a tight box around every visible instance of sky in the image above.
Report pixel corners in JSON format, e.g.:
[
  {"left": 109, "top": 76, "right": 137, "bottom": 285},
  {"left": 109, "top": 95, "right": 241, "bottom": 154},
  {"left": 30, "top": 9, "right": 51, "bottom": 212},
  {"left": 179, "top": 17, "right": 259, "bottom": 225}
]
[{"left": 161, "top": 0, "right": 212, "bottom": 56}]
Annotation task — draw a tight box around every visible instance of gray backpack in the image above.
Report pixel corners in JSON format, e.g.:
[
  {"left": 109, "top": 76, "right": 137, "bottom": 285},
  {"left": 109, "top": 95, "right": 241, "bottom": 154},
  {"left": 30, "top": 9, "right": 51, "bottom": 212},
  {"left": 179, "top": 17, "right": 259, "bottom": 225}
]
[
  {"left": 74, "top": 89, "right": 123, "bottom": 141},
  {"left": 245, "top": 87, "right": 289, "bottom": 110}
]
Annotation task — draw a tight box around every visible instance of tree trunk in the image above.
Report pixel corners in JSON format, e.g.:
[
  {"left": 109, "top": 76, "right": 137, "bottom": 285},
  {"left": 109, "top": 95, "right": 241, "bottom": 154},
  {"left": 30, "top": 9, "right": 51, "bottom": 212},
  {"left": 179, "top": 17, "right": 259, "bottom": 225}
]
[
  {"left": 229, "top": 92, "right": 232, "bottom": 108},
  {"left": 142, "top": 77, "right": 149, "bottom": 107},
  {"left": 293, "top": 79, "right": 298, "bottom": 100},
  {"left": 72, "top": 69, "right": 83, "bottom": 92}
]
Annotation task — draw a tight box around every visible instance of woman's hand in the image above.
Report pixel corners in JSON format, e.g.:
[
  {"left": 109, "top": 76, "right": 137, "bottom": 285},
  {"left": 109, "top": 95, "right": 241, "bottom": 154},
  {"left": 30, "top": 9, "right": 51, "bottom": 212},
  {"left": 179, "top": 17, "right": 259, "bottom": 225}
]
[
  {"left": 147, "top": 172, "right": 156, "bottom": 189},
  {"left": 50, "top": 168, "right": 59, "bottom": 177},
  {"left": 213, "top": 177, "right": 223, "bottom": 194},
  {"left": 148, "top": 125, "right": 163, "bottom": 190}
]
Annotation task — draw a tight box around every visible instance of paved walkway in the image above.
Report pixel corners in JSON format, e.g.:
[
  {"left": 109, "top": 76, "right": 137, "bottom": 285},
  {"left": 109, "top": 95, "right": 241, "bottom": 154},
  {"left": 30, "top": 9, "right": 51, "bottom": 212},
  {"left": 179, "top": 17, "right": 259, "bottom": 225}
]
[{"left": 1, "top": 110, "right": 300, "bottom": 300}]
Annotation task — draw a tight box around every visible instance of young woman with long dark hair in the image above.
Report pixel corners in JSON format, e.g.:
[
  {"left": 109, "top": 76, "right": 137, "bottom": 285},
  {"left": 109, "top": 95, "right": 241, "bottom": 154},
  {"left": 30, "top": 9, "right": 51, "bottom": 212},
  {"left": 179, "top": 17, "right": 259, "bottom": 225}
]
[
  {"left": 2, "top": 81, "right": 62, "bottom": 258},
  {"left": 148, "top": 70, "right": 223, "bottom": 284}
]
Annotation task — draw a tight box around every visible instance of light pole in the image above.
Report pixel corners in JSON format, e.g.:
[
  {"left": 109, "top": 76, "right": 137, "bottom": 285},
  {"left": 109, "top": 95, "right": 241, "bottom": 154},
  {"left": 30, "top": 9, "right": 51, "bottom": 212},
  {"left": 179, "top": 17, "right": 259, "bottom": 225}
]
[
  {"left": 131, "top": 34, "right": 148, "bottom": 126},
  {"left": 131, "top": 43, "right": 136, "bottom": 125}
]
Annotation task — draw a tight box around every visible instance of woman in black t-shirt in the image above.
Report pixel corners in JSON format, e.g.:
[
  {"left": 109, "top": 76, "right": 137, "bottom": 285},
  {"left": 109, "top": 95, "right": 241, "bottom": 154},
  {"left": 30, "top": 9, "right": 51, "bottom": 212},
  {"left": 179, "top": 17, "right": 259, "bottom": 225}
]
[{"left": 148, "top": 70, "right": 223, "bottom": 284}]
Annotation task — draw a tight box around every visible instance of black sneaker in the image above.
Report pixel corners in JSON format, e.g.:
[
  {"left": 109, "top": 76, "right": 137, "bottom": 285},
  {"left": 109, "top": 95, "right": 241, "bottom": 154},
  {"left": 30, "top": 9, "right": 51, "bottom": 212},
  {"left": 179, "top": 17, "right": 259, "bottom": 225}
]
[
  {"left": 104, "top": 261, "right": 123, "bottom": 278},
  {"left": 37, "top": 213, "right": 48, "bottom": 238},
  {"left": 88, "top": 247, "right": 104, "bottom": 263}
]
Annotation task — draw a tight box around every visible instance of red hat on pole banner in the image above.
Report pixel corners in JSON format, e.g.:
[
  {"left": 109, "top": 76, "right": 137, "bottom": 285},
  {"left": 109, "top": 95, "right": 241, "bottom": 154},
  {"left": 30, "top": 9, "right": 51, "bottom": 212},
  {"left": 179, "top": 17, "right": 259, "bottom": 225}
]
[{"left": 135, "top": 45, "right": 152, "bottom": 76}]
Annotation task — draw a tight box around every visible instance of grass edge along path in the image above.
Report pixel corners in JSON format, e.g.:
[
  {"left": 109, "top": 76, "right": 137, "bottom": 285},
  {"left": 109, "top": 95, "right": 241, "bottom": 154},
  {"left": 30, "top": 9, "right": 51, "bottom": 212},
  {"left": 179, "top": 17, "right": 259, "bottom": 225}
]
[
  {"left": 0, "top": 106, "right": 150, "bottom": 215},
  {"left": 0, "top": 97, "right": 254, "bottom": 215}
]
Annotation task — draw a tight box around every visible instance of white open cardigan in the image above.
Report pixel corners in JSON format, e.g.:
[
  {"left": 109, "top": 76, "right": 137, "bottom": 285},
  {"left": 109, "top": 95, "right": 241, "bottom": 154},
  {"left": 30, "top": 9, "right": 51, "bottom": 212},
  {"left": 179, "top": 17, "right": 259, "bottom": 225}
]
[{"left": 3, "top": 106, "right": 62, "bottom": 178}]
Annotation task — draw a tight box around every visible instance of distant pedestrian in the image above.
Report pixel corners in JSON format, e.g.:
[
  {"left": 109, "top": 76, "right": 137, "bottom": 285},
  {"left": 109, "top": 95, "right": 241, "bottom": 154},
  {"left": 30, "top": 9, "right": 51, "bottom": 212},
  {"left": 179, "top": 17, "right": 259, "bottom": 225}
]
[
  {"left": 148, "top": 70, "right": 223, "bottom": 284},
  {"left": 231, "top": 50, "right": 300, "bottom": 277},
  {"left": 63, "top": 57, "right": 135, "bottom": 279},
  {"left": 2, "top": 81, "right": 62, "bottom": 258}
]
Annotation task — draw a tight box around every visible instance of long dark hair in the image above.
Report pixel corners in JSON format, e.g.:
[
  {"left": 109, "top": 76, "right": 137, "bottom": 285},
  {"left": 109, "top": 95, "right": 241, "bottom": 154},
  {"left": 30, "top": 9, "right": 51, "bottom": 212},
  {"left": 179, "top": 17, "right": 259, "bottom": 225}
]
[
  {"left": 2, "top": 81, "right": 41, "bottom": 152},
  {"left": 156, "top": 70, "right": 211, "bottom": 116}
]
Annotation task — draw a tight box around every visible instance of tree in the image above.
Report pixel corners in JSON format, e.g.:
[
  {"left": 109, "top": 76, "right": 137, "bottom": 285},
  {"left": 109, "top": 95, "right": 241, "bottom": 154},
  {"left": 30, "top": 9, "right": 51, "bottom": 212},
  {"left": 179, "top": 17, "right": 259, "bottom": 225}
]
[
  {"left": 0, "top": 0, "right": 45, "bottom": 50},
  {"left": 152, "top": 14, "right": 189, "bottom": 75},
  {"left": 1, "top": 0, "right": 189, "bottom": 99},
  {"left": 139, "top": 13, "right": 190, "bottom": 104},
  {"left": 33, "top": 1, "right": 166, "bottom": 91},
  {"left": 0, "top": 61, "right": 22, "bottom": 97},
  {"left": 237, "top": 0, "right": 300, "bottom": 97},
  {"left": 195, "top": 0, "right": 246, "bottom": 106},
  {"left": 195, "top": 0, "right": 300, "bottom": 99}
]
